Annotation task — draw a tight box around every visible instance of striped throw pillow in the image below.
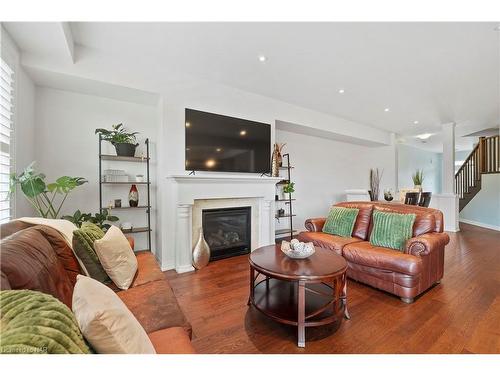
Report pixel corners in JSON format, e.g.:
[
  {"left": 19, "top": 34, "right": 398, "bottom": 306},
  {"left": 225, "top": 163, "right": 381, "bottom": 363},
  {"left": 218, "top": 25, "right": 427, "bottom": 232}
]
[
  {"left": 0, "top": 290, "right": 92, "bottom": 354},
  {"left": 369, "top": 210, "right": 416, "bottom": 251},
  {"left": 322, "top": 206, "right": 359, "bottom": 238}
]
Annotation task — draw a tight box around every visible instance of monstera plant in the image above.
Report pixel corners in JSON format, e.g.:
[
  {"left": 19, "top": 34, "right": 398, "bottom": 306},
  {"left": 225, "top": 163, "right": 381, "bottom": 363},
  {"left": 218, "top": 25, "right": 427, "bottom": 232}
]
[{"left": 10, "top": 162, "right": 87, "bottom": 219}]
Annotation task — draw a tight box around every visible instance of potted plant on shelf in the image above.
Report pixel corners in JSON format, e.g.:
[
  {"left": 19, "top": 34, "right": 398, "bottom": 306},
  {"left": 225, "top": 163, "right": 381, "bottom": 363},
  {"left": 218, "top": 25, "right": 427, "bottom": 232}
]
[
  {"left": 62, "top": 209, "right": 119, "bottom": 230},
  {"left": 95, "top": 123, "right": 139, "bottom": 157},
  {"left": 283, "top": 181, "right": 295, "bottom": 200},
  {"left": 10, "top": 162, "right": 87, "bottom": 219},
  {"left": 412, "top": 169, "right": 424, "bottom": 190}
]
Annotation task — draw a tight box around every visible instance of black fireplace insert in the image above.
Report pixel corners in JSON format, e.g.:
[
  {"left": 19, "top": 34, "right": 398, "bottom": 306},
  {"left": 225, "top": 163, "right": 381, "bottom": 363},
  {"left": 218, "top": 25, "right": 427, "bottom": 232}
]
[{"left": 202, "top": 206, "right": 251, "bottom": 261}]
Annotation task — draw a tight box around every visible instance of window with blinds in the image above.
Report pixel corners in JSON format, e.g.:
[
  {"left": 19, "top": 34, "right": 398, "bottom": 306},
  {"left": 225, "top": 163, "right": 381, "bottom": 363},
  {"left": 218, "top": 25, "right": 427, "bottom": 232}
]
[{"left": 1, "top": 58, "right": 14, "bottom": 224}]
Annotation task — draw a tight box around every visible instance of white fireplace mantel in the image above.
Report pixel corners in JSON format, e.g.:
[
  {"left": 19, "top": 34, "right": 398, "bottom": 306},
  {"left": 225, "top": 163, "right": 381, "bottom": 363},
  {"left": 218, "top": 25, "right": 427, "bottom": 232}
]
[{"left": 167, "top": 174, "right": 281, "bottom": 273}]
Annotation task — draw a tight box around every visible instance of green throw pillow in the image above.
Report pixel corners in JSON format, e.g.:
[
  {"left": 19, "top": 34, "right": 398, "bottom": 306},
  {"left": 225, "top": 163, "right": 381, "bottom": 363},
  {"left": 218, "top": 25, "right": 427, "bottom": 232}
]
[
  {"left": 322, "top": 206, "right": 360, "bottom": 238},
  {"left": 369, "top": 210, "right": 416, "bottom": 251},
  {"left": 73, "top": 222, "right": 109, "bottom": 283},
  {"left": 0, "top": 290, "right": 92, "bottom": 354}
]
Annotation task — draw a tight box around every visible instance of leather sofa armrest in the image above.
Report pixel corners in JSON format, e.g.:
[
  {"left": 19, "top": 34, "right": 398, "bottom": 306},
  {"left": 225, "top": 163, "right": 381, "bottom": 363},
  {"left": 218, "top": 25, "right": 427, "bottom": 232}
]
[
  {"left": 405, "top": 232, "right": 450, "bottom": 257},
  {"left": 305, "top": 218, "right": 326, "bottom": 232}
]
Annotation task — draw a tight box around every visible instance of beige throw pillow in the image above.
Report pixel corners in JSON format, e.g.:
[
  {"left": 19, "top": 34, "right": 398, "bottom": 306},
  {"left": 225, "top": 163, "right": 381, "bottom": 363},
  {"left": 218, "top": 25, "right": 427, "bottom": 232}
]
[
  {"left": 72, "top": 275, "right": 156, "bottom": 354},
  {"left": 94, "top": 225, "right": 138, "bottom": 290}
]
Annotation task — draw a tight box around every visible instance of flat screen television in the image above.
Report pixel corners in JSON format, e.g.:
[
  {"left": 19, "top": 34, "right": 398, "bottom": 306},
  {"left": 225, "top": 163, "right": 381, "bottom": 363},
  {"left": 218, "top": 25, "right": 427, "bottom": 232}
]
[{"left": 185, "top": 108, "right": 271, "bottom": 173}]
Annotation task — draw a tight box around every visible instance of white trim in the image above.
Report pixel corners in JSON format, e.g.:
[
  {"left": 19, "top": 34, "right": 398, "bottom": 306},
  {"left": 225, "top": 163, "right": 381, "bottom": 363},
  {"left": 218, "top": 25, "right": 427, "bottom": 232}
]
[{"left": 459, "top": 219, "right": 500, "bottom": 232}]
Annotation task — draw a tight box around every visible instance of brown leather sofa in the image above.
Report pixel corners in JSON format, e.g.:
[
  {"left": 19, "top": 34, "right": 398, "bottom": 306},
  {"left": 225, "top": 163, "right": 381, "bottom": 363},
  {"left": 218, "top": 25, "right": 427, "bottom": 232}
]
[
  {"left": 0, "top": 221, "right": 195, "bottom": 354},
  {"left": 298, "top": 202, "right": 450, "bottom": 303}
]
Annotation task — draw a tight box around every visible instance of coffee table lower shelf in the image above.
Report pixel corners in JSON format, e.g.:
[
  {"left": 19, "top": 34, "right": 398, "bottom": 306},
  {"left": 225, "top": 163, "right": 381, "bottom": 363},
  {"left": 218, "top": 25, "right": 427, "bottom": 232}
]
[{"left": 248, "top": 276, "right": 348, "bottom": 347}]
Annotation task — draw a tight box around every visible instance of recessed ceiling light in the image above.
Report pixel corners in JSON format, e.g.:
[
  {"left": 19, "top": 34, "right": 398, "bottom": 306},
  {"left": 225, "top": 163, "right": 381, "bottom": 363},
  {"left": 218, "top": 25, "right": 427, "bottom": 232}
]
[
  {"left": 240, "top": 130, "right": 247, "bottom": 136},
  {"left": 216, "top": 148, "right": 222, "bottom": 152},
  {"left": 416, "top": 133, "right": 433, "bottom": 140},
  {"left": 338, "top": 89, "right": 345, "bottom": 94},
  {"left": 384, "top": 108, "right": 390, "bottom": 112},
  {"left": 413, "top": 121, "right": 419, "bottom": 125},
  {"left": 185, "top": 122, "right": 191, "bottom": 128},
  {"left": 258, "top": 55, "right": 267, "bottom": 62}
]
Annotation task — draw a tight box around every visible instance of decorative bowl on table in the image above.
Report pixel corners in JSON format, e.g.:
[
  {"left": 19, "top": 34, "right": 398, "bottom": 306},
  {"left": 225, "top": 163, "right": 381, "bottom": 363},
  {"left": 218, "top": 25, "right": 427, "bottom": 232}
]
[{"left": 281, "top": 239, "right": 315, "bottom": 259}]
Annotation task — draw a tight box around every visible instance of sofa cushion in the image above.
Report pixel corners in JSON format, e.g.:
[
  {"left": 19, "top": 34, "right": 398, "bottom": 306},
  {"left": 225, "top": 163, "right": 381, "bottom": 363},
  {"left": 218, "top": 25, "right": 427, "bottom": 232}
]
[
  {"left": 370, "top": 210, "right": 416, "bottom": 251},
  {"left": 148, "top": 327, "right": 195, "bottom": 354},
  {"left": 0, "top": 227, "right": 75, "bottom": 308},
  {"left": 323, "top": 206, "right": 359, "bottom": 237},
  {"left": 72, "top": 223, "right": 109, "bottom": 283},
  {"left": 117, "top": 279, "right": 191, "bottom": 336},
  {"left": 0, "top": 289, "right": 91, "bottom": 354},
  {"left": 334, "top": 202, "right": 374, "bottom": 240},
  {"left": 343, "top": 241, "right": 422, "bottom": 276},
  {"left": 298, "top": 231, "right": 363, "bottom": 255},
  {"left": 131, "top": 251, "right": 166, "bottom": 288}
]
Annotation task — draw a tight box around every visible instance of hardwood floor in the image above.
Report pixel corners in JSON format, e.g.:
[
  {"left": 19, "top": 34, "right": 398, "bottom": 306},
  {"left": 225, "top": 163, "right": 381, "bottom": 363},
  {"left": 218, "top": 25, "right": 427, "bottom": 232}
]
[{"left": 165, "top": 223, "right": 500, "bottom": 353}]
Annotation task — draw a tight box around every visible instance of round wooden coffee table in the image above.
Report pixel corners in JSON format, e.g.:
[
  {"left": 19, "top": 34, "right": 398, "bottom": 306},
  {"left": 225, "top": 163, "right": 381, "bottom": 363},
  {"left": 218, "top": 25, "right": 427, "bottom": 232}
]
[{"left": 248, "top": 244, "right": 349, "bottom": 348}]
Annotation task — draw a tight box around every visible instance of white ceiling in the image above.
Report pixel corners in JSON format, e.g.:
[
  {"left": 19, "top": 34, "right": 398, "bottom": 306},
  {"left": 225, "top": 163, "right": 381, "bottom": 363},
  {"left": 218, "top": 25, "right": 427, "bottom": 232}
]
[{"left": 4, "top": 22, "right": 500, "bottom": 150}]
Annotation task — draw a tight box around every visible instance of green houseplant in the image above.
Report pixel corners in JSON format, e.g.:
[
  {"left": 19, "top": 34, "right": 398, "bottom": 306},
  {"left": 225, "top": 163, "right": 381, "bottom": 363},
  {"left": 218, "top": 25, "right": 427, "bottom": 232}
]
[
  {"left": 62, "top": 209, "right": 119, "bottom": 230},
  {"left": 95, "top": 123, "right": 139, "bottom": 157},
  {"left": 10, "top": 162, "right": 87, "bottom": 219},
  {"left": 412, "top": 169, "right": 424, "bottom": 190},
  {"left": 283, "top": 181, "right": 295, "bottom": 200}
]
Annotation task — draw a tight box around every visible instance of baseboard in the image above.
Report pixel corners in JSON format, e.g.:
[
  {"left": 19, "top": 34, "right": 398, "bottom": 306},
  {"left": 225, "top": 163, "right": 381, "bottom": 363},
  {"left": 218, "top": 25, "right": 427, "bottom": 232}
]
[{"left": 459, "top": 219, "right": 500, "bottom": 231}]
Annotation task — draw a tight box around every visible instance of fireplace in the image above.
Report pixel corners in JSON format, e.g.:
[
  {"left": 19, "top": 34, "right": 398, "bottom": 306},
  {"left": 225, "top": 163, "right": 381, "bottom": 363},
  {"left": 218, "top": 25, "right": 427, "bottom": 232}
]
[{"left": 202, "top": 206, "right": 251, "bottom": 261}]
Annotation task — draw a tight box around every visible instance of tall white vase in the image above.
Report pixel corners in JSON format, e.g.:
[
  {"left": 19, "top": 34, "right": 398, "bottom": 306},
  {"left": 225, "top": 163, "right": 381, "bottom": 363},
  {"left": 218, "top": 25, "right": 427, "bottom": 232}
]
[{"left": 192, "top": 228, "right": 210, "bottom": 270}]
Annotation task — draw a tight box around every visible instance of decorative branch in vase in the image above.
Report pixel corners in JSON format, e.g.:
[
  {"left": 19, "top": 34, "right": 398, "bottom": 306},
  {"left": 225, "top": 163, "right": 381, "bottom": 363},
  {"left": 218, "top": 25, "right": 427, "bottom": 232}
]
[{"left": 369, "top": 168, "right": 383, "bottom": 201}]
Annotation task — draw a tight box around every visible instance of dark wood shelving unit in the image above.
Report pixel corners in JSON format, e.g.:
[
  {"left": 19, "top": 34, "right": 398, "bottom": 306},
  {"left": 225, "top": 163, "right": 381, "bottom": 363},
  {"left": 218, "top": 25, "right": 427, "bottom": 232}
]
[
  {"left": 275, "top": 154, "right": 295, "bottom": 240},
  {"left": 100, "top": 155, "right": 150, "bottom": 162},
  {"left": 99, "top": 136, "right": 152, "bottom": 251},
  {"left": 101, "top": 181, "right": 151, "bottom": 185},
  {"left": 121, "top": 226, "right": 151, "bottom": 234}
]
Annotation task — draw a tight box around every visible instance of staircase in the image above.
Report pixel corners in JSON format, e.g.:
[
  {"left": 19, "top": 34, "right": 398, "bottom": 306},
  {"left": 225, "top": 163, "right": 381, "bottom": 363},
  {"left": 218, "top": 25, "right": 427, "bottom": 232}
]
[{"left": 455, "top": 135, "right": 499, "bottom": 211}]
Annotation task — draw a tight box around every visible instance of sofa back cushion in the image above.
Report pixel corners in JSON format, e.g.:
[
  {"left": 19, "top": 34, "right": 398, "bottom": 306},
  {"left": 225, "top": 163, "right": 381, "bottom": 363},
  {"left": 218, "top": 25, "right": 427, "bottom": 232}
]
[
  {"left": 334, "top": 202, "right": 374, "bottom": 240},
  {"left": 0, "top": 226, "right": 75, "bottom": 308}
]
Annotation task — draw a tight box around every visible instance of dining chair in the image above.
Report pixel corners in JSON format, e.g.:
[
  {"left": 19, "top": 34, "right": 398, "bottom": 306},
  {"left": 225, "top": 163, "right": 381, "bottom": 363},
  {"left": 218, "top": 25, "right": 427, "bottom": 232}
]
[
  {"left": 404, "top": 192, "right": 419, "bottom": 205},
  {"left": 418, "top": 192, "right": 432, "bottom": 207}
]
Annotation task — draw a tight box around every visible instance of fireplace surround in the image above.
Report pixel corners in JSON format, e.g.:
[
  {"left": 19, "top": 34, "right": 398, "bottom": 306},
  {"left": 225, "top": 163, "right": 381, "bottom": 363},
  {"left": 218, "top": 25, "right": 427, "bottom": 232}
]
[{"left": 166, "top": 174, "right": 281, "bottom": 273}]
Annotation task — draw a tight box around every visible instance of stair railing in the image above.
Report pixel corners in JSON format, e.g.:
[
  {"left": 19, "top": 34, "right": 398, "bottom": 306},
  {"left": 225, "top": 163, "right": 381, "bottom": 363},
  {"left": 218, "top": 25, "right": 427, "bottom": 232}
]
[{"left": 455, "top": 142, "right": 481, "bottom": 200}]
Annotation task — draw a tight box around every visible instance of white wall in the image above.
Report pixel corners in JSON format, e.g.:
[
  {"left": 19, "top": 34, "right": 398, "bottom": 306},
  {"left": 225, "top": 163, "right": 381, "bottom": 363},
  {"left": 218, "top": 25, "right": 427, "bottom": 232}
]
[
  {"left": 276, "top": 129, "right": 396, "bottom": 232},
  {"left": 397, "top": 144, "right": 442, "bottom": 194},
  {"left": 460, "top": 174, "right": 500, "bottom": 230},
  {"left": 34, "top": 87, "right": 159, "bottom": 251},
  {"left": 158, "top": 78, "right": 396, "bottom": 269},
  {"left": 15, "top": 68, "right": 36, "bottom": 217}
]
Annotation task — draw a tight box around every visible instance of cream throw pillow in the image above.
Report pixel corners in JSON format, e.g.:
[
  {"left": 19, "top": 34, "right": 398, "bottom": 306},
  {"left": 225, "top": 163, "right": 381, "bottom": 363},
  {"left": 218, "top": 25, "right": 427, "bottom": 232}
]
[
  {"left": 94, "top": 225, "right": 138, "bottom": 290},
  {"left": 72, "top": 275, "right": 156, "bottom": 354}
]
